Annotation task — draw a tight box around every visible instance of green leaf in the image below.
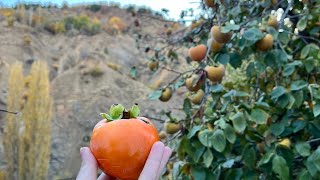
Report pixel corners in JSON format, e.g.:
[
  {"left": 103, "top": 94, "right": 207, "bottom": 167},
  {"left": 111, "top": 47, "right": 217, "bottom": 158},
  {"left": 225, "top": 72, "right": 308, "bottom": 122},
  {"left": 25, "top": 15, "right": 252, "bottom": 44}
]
[
  {"left": 258, "top": 151, "right": 274, "bottom": 167},
  {"left": 306, "top": 147, "right": 320, "bottom": 176},
  {"left": 291, "top": 80, "right": 308, "bottom": 91},
  {"left": 243, "top": 28, "right": 264, "bottom": 41},
  {"left": 191, "top": 166, "right": 206, "bottom": 180},
  {"left": 210, "top": 84, "right": 224, "bottom": 93},
  {"left": 203, "top": 148, "right": 214, "bottom": 168},
  {"left": 221, "top": 24, "right": 240, "bottom": 33},
  {"left": 148, "top": 90, "right": 162, "bottom": 100},
  {"left": 217, "top": 53, "right": 230, "bottom": 65},
  {"left": 271, "top": 86, "right": 286, "bottom": 101},
  {"left": 211, "top": 129, "right": 226, "bottom": 152},
  {"left": 187, "top": 125, "right": 202, "bottom": 139},
  {"left": 100, "top": 113, "right": 110, "bottom": 120},
  {"left": 198, "top": 130, "right": 213, "bottom": 147},
  {"left": 230, "top": 112, "right": 246, "bottom": 133},
  {"left": 271, "top": 123, "right": 285, "bottom": 136},
  {"left": 313, "top": 100, "right": 320, "bottom": 117},
  {"left": 298, "top": 169, "right": 312, "bottom": 180},
  {"left": 109, "top": 104, "right": 125, "bottom": 120},
  {"left": 250, "top": 108, "right": 269, "bottom": 124},
  {"left": 295, "top": 142, "right": 311, "bottom": 157},
  {"left": 301, "top": 45, "right": 310, "bottom": 59},
  {"left": 305, "top": 58, "right": 315, "bottom": 73},
  {"left": 283, "top": 64, "right": 295, "bottom": 76},
  {"left": 224, "top": 124, "right": 236, "bottom": 144},
  {"left": 272, "top": 155, "right": 289, "bottom": 180},
  {"left": 297, "top": 16, "right": 307, "bottom": 31},
  {"left": 222, "top": 159, "right": 234, "bottom": 168},
  {"left": 129, "top": 104, "right": 140, "bottom": 118},
  {"left": 243, "top": 146, "right": 256, "bottom": 169}
]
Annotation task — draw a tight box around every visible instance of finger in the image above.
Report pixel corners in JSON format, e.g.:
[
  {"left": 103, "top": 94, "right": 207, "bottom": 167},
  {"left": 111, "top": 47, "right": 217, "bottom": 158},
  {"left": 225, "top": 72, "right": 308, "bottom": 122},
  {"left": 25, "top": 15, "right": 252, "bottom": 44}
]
[
  {"left": 76, "top": 147, "right": 98, "bottom": 180},
  {"left": 156, "top": 146, "right": 172, "bottom": 180},
  {"left": 97, "top": 172, "right": 115, "bottom": 180},
  {"left": 139, "top": 141, "right": 165, "bottom": 180}
]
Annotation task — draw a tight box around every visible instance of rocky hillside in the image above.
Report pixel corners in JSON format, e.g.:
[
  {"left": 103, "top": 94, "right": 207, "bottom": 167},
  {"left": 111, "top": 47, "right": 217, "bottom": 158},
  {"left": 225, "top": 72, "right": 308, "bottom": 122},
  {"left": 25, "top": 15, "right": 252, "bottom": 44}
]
[{"left": 0, "top": 4, "right": 189, "bottom": 179}]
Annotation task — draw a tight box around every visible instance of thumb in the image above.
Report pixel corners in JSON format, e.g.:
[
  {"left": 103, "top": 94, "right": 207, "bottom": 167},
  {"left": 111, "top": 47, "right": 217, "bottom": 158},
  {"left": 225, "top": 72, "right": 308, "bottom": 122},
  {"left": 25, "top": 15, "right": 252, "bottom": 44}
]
[{"left": 76, "top": 147, "right": 98, "bottom": 180}]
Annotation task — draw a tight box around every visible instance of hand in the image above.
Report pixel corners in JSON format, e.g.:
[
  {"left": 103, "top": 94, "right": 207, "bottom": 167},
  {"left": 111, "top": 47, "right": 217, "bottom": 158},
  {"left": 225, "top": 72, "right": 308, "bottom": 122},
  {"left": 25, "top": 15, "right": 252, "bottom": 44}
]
[{"left": 76, "top": 141, "right": 172, "bottom": 180}]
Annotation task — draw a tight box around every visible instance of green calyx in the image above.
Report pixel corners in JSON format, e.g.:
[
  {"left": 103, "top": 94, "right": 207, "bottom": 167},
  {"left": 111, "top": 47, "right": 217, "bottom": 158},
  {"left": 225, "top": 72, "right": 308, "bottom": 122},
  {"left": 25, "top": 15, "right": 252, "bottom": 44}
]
[{"left": 100, "top": 103, "right": 140, "bottom": 122}]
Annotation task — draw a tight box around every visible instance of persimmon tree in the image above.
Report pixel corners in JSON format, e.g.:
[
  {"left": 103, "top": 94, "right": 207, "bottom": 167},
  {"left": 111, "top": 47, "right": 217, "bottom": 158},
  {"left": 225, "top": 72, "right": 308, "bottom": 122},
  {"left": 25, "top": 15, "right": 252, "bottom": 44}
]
[{"left": 140, "top": 0, "right": 320, "bottom": 179}]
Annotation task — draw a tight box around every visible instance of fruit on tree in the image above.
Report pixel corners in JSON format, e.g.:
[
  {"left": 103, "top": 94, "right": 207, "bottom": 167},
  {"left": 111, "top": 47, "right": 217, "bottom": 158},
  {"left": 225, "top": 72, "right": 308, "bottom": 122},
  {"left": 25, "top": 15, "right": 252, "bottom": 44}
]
[
  {"left": 148, "top": 60, "right": 159, "bottom": 71},
  {"left": 208, "top": 38, "right": 224, "bottom": 53},
  {"left": 165, "top": 122, "right": 181, "bottom": 134},
  {"left": 188, "top": 44, "right": 207, "bottom": 62},
  {"left": 267, "top": 15, "right": 278, "bottom": 28},
  {"left": 185, "top": 74, "right": 204, "bottom": 92},
  {"left": 204, "top": 0, "right": 215, "bottom": 7},
  {"left": 278, "top": 138, "right": 291, "bottom": 148},
  {"left": 211, "top": 25, "right": 232, "bottom": 43},
  {"left": 191, "top": 89, "right": 205, "bottom": 104},
  {"left": 205, "top": 65, "right": 225, "bottom": 82},
  {"left": 90, "top": 104, "right": 159, "bottom": 180},
  {"left": 159, "top": 87, "right": 172, "bottom": 102},
  {"left": 256, "top": 34, "right": 273, "bottom": 51},
  {"left": 158, "top": 130, "right": 167, "bottom": 140}
]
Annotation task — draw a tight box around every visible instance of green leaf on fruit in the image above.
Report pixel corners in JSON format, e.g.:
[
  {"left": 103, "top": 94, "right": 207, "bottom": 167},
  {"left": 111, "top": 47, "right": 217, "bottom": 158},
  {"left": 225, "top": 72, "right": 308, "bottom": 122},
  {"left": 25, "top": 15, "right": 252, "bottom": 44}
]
[
  {"left": 129, "top": 104, "right": 140, "bottom": 118},
  {"left": 148, "top": 90, "right": 162, "bottom": 100}
]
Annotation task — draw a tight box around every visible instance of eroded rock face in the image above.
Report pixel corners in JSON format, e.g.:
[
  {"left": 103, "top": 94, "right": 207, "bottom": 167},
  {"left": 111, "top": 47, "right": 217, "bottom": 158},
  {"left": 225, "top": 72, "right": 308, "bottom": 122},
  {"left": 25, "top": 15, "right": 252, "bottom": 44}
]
[{"left": 0, "top": 6, "right": 186, "bottom": 179}]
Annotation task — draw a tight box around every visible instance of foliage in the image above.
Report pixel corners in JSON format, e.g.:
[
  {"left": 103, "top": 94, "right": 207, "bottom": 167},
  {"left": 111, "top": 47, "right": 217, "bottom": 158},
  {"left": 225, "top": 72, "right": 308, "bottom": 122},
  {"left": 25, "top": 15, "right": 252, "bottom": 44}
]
[
  {"left": 4, "top": 61, "right": 53, "bottom": 180},
  {"left": 87, "top": 4, "right": 102, "bottom": 12},
  {"left": 141, "top": 0, "right": 320, "bottom": 179}
]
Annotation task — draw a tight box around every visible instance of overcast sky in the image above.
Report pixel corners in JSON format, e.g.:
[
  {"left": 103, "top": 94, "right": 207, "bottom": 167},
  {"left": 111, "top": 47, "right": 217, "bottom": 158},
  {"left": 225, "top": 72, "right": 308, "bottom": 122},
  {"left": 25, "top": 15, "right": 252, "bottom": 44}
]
[{"left": 0, "top": 0, "right": 200, "bottom": 20}]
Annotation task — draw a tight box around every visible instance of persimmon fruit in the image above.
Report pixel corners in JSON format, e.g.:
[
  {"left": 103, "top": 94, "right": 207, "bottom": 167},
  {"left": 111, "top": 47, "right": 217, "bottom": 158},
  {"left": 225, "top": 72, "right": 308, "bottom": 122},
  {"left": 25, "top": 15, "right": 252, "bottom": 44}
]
[
  {"left": 188, "top": 44, "right": 207, "bottom": 62},
  {"left": 159, "top": 87, "right": 172, "bottom": 102},
  {"left": 256, "top": 34, "right": 273, "bottom": 51},
  {"left": 191, "top": 89, "right": 205, "bottom": 105},
  {"left": 211, "top": 25, "right": 232, "bottom": 43},
  {"left": 267, "top": 15, "right": 278, "bottom": 28},
  {"left": 185, "top": 74, "right": 204, "bottom": 92},
  {"left": 165, "top": 122, "right": 181, "bottom": 134},
  {"left": 90, "top": 104, "right": 159, "bottom": 180},
  {"left": 205, "top": 65, "right": 225, "bottom": 82}
]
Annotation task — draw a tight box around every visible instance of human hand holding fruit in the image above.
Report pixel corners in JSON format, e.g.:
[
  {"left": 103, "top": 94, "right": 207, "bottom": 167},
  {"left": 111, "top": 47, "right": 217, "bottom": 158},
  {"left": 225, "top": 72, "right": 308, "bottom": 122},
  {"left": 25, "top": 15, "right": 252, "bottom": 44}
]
[{"left": 76, "top": 104, "right": 172, "bottom": 180}]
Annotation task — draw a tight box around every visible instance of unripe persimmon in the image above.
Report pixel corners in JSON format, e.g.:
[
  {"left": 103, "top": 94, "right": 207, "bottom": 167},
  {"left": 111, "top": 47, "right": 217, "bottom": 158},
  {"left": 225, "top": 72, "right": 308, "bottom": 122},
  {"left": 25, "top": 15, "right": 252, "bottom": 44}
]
[
  {"left": 278, "top": 138, "right": 291, "bottom": 148},
  {"left": 158, "top": 131, "right": 167, "bottom": 139},
  {"left": 256, "top": 34, "right": 273, "bottom": 51},
  {"left": 188, "top": 44, "right": 207, "bottom": 62},
  {"left": 191, "top": 89, "right": 205, "bottom": 105},
  {"left": 207, "top": 38, "right": 224, "bottom": 53},
  {"left": 185, "top": 75, "right": 204, "bottom": 92},
  {"left": 205, "top": 65, "right": 225, "bottom": 82},
  {"left": 159, "top": 87, "right": 172, "bottom": 102},
  {"left": 211, "top": 25, "right": 232, "bottom": 43},
  {"left": 164, "top": 122, "right": 181, "bottom": 134},
  {"left": 267, "top": 15, "right": 278, "bottom": 28}
]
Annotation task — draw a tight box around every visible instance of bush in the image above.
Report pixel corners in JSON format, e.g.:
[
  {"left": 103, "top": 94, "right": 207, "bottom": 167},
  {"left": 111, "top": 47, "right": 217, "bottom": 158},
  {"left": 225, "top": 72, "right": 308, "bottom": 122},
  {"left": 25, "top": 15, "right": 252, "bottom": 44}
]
[{"left": 88, "top": 4, "right": 102, "bottom": 12}]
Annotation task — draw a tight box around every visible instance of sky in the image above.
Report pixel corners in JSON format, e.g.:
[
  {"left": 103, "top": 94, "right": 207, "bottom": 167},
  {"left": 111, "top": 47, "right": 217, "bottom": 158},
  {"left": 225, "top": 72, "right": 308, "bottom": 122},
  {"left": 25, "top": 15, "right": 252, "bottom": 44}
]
[{"left": 0, "top": 0, "right": 200, "bottom": 21}]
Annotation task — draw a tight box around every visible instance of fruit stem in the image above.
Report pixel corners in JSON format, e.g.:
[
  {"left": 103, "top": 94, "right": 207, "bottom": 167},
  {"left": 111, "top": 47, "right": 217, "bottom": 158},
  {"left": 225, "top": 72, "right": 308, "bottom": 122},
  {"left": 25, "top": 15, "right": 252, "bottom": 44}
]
[{"left": 101, "top": 103, "right": 140, "bottom": 121}]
